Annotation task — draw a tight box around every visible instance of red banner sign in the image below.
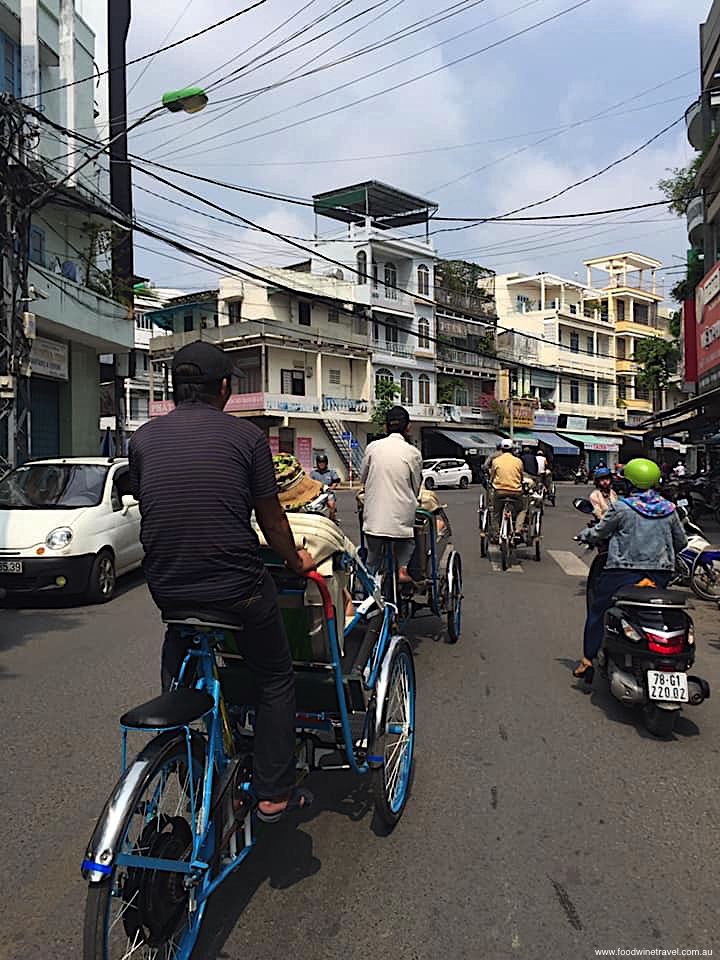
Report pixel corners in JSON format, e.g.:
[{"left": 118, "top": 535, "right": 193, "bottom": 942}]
[
  {"left": 696, "top": 262, "right": 720, "bottom": 381},
  {"left": 296, "top": 437, "right": 313, "bottom": 472}
]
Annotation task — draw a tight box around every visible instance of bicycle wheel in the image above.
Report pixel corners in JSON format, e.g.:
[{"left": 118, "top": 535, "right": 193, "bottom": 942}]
[
  {"left": 446, "top": 553, "right": 462, "bottom": 644},
  {"left": 500, "top": 538, "right": 510, "bottom": 571},
  {"left": 84, "top": 734, "right": 206, "bottom": 960},
  {"left": 373, "top": 640, "right": 415, "bottom": 829}
]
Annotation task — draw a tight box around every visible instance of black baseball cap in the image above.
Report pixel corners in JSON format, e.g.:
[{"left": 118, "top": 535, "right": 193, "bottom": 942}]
[
  {"left": 386, "top": 405, "right": 410, "bottom": 432},
  {"left": 172, "top": 340, "right": 238, "bottom": 383}
]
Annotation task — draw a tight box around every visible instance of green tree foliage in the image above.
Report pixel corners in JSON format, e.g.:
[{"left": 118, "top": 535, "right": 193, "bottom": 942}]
[
  {"left": 371, "top": 378, "right": 401, "bottom": 427},
  {"left": 657, "top": 155, "right": 703, "bottom": 216},
  {"left": 633, "top": 337, "right": 681, "bottom": 392}
]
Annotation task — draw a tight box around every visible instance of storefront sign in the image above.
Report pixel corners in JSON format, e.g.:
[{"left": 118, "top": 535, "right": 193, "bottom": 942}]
[
  {"left": 296, "top": 437, "right": 313, "bottom": 471},
  {"left": 501, "top": 401, "right": 534, "bottom": 429},
  {"left": 696, "top": 263, "right": 720, "bottom": 383},
  {"left": 30, "top": 337, "right": 68, "bottom": 380},
  {"left": 534, "top": 412, "right": 558, "bottom": 428},
  {"left": 565, "top": 416, "right": 588, "bottom": 431},
  {"left": 149, "top": 399, "right": 175, "bottom": 417}
]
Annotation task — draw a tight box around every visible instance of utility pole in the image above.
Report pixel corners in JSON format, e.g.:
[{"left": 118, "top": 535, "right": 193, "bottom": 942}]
[{"left": 0, "top": 94, "right": 34, "bottom": 471}]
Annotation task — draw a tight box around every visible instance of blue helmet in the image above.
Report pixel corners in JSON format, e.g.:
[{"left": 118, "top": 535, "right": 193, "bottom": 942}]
[{"left": 594, "top": 467, "right": 612, "bottom": 484}]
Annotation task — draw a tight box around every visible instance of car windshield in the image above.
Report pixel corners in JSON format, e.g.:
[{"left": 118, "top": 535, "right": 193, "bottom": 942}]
[
  {"left": 0, "top": 463, "right": 109, "bottom": 509},
  {"left": 422, "top": 461, "right": 438, "bottom": 470}
]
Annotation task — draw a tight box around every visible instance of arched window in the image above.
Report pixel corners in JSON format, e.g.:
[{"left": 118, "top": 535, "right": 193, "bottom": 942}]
[
  {"left": 418, "top": 373, "right": 430, "bottom": 405},
  {"left": 400, "top": 372, "right": 413, "bottom": 405},
  {"left": 418, "top": 317, "right": 430, "bottom": 350},
  {"left": 375, "top": 368, "right": 394, "bottom": 398},
  {"left": 357, "top": 250, "right": 367, "bottom": 285},
  {"left": 417, "top": 264, "right": 430, "bottom": 296},
  {"left": 384, "top": 262, "right": 397, "bottom": 299}
]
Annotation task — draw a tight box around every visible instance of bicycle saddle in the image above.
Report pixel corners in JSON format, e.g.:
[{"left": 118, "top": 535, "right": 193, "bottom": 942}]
[{"left": 120, "top": 689, "right": 215, "bottom": 729}]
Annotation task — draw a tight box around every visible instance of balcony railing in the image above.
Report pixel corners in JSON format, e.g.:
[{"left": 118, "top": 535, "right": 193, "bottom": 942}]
[
  {"left": 435, "top": 286, "right": 495, "bottom": 317},
  {"left": 371, "top": 338, "right": 416, "bottom": 359},
  {"left": 322, "top": 396, "right": 369, "bottom": 414},
  {"left": 437, "top": 345, "right": 498, "bottom": 369},
  {"left": 604, "top": 275, "right": 664, "bottom": 297},
  {"left": 150, "top": 393, "right": 325, "bottom": 417},
  {"left": 687, "top": 194, "right": 704, "bottom": 248}
]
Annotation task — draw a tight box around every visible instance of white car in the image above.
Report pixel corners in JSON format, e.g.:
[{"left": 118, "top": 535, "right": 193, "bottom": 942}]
[
  {"left": 0, "top": 457, "right": 143, "bottom": 603},
  {"left": 422, "top": 458, "right": 473, "bottom": 490}
]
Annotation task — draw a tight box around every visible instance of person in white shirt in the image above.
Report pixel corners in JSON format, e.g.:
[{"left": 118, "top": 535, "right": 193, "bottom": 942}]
[
  {"left": 672, "top": 460, "right": 687, "bottom": 478},
  {"left": 535, "top": 449, "right": 548, "bottom": 490},
  {"left": 360, "top": 405, "right": 422, "bottom": 582}
]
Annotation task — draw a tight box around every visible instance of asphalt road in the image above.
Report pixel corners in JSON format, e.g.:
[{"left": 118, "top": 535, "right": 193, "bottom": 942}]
[{"left": 2, "top": 486, "right": 720, "bottom": 960}]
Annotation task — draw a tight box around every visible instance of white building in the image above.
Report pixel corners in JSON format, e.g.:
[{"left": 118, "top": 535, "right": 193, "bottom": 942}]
[
  {"left": 1, "top": 0, "right": 132, "bottom": 460},
  {"left": 494, "top": 273, "right": 617, "bottom": 426},
  {"left": 309, "top": 182, "right": 440, "bottom": 427}
]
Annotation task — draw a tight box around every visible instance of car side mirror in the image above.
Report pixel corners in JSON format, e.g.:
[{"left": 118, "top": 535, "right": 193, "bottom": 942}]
[
  {"left": 572, "top": 498, "right": 594, "bottom": 515},
  {"left": 121, "top": 493, "right": 137, "bottom": 514}
]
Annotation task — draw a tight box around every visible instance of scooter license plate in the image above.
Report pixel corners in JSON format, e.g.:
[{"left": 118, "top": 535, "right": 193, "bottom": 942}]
[{"left": 647, "top": 670, "right": 688, "bottom": 703}]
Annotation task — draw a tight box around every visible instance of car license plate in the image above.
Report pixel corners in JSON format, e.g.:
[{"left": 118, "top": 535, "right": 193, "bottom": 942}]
[
  {"left": 677, "top": 498, "right": 689, "bottom": 507},
  {"left": 647, "top": 670, "right": 688, "bottom": 703},
  {"left": 0, "top": 560, "right": 23, "bottom": 574}
]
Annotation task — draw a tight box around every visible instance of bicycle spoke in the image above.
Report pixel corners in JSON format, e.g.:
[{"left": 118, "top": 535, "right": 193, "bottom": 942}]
[{"left": 109, "top": 890, "right": 139, "bottom": 933}]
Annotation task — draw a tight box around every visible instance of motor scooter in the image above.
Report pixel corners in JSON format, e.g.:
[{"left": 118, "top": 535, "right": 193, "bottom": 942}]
[{"left": 573, "top": 498, "right": 710, "bottom": 738}]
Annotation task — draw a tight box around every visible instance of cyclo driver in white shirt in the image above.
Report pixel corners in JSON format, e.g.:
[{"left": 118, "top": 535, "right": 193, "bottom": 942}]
[{"left": 360, "top": 405, "right": 423, "bottom": 583}]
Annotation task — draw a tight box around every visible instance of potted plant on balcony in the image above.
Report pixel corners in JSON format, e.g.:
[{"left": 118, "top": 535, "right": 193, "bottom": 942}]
[{"left": 540, "top": 400, "right": 556, "bottom": 411}]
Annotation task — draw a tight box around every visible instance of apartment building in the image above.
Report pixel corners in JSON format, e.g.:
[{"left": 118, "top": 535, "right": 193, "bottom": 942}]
[
  {"left": 494, "top": 273, "right": 617, "bottom": 423},
  {"left": 309, "top": 182, "right": 439, "bottom": 427},
  {"left": 584, "top": 254, "right": 674, "bottom": 429},
  {"left": 0, "top": 0, "right": 132, "bottom": 461}
]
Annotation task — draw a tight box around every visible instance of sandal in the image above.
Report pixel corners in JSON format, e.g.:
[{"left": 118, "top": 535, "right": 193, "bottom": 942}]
[
  {"left": 573, "top": 658, "right": 594, "bottom": 683},
  {"left": 256, "top": 786, "right": 314, "bottom": 823}
]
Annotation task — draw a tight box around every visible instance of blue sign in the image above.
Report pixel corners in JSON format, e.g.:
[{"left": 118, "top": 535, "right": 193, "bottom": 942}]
[
  {"left": 342, "top": 431, "right": 352, "bottom": 440},
  {"left": 351, "top": 439, "right": 359, "bottom": 448}
]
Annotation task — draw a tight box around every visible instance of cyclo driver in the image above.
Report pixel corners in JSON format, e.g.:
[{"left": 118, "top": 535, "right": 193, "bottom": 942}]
[
  {"left": 489, "top": 439, "right": 524, "bottom": 538},
  {"left": 129, "top": 341, "right": 315, "bottom": 823}
]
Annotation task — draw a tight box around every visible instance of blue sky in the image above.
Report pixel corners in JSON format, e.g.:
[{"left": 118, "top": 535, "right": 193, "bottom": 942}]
[{"left": 124, "top": 0, "right": 710, "bottom": 298}]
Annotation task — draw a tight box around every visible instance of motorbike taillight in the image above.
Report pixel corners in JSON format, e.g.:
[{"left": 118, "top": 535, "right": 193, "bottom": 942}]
[{"left": 646, "top": 631, "right": 685, "bottom": 656}]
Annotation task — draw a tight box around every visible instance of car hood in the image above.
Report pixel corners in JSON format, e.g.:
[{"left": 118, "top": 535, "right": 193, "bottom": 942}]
[{"left": 0, "top": 508, "right": 87, "bottom": 549}]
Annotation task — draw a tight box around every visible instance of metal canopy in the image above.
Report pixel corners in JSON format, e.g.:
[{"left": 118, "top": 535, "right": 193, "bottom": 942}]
[
  {"left": 514, "top": 430, "right": 580, "bottom": 456},
  {"left": 313, "top": 180, "right": 438, "bottom": 228},
  {"left": 562, "top": 432, "right": 621, "bottom": 452},
  {"left": 432, "top": 429, "right": 500, "bottom": 454}
]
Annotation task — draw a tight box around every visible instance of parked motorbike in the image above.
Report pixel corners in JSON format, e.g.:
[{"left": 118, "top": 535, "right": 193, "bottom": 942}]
[
  {"left": 573, "top": 466, "right": 589, "bottom": 484},
  {"left": 573, "top": 498, "right": 710, "bottom": 738},
  {"left": 672, "top": 505, "right": 720, "bottom": 602}
]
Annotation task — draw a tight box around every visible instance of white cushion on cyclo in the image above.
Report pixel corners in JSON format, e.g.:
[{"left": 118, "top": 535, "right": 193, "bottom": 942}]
[{"left": 255, "top": 513, "right": 358, "bottom": 656}]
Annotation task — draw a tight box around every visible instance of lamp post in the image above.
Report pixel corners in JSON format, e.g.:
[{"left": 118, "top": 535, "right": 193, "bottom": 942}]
[{"left": 30, "top": 87, "right": 209, "bottom": 213}]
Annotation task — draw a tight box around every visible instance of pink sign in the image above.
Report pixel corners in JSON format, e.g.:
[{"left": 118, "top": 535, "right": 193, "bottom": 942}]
[
  {"left": 296, "top": 437, "right": 313, "bottom": 472},
  {"left": 225, "top": 393, "right": 264, "bottom": 412},
  {"left": 149, "top": 399, "right": 175, "bottom": 417},
  {"left": 269, "top": 436, "right": 280, "bottom": 455}
]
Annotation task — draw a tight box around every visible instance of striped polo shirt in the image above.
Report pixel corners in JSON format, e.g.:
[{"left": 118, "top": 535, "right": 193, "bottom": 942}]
[{"left": 129, "top": 401, "right": 277, "bottom": 611}]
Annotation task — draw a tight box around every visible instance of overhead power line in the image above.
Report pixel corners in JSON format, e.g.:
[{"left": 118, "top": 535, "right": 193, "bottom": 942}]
[
  {"left": 18, "top": 0, "right": 269, "bottom": 100},
  {"left": 162, "top": 0, "right": 596, "bottom": 156}
]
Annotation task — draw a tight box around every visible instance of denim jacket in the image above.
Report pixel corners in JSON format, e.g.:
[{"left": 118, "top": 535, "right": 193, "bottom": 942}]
[{"left": 579, "top": 492, "right": 688, "bottom": 571}]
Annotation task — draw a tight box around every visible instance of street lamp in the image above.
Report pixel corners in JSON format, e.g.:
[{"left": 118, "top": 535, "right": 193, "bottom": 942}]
[{"left": 31, "top": 87, "right": 209, "bottom": 210}]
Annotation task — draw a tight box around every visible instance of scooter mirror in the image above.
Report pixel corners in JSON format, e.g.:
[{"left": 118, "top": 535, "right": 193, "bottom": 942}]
[{"left": 573, "top": 498, "right": 594, "bottom": 515}]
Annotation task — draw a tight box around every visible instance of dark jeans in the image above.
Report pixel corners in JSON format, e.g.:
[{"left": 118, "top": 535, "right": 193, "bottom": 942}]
[
  {"left": 161, "top": 572, "right": 296, "bottom": 802},
  {"left": 492, "top": 491, "right": 523, "bottom": 534},
  {"left": 583, "top": 568, "right": 672, "bottom": 660}
]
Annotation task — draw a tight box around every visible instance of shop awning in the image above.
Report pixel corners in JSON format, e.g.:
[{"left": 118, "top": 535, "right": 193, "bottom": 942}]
[
  {"left": 432, "top": 429, "right": 500, "bottom": 454},
  {"left": 563, "top": 432, "right": 621, "bottom": 452},
  {"left": 514, "top": 430, "right": 580, "bottom": 456}
]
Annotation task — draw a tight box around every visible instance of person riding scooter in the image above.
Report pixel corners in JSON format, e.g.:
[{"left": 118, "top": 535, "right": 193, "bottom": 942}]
[
  {"left": 573, "top": 458, "right": 688, "bottom": 681},
  {"left": 588, "top": 466, "right": 617, "bottom": 520}
]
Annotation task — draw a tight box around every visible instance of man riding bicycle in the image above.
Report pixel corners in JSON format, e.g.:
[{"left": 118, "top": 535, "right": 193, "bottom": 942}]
[
  {"left": 489, "top": 439, "right": 525, "bottom": 538},
  {"left": 129, "top": 341, "right": 315, "bottom": 823}
]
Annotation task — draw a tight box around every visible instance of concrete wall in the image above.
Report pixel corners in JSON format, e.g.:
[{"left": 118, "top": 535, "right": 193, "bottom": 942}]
[{"left": 57, "top": 340, "right": 99, "bottom": 455}]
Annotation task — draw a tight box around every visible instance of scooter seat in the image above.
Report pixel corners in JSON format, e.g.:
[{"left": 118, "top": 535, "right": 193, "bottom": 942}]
[{"left": 613, "top": 585, "right": 687, "bottom": 606}]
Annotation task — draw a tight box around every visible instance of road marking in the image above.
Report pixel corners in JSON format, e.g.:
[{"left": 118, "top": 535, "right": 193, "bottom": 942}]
[{"left": 547, "top": 550, "right": 589, "bottom": 576}]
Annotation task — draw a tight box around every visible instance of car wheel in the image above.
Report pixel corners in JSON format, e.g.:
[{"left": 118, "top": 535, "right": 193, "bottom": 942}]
[
  {"left": 459, "top": 476, "right": 469, "bottom": 489},
  {"left": 86, "top": 549, "right": 116, "bottom": 604},
  {"left": 424, "top": 476, "right": 435, "bottom": 490}
]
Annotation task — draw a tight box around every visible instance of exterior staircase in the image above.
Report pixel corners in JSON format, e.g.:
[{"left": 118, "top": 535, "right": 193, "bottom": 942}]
[{"left": 323, "top": 418, "right": 365, "bottom": 478}]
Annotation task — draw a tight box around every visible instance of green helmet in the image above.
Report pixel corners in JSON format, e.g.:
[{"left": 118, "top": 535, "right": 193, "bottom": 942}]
[{"left": 623, "top": 458, "right": 661, "bottom": 490}]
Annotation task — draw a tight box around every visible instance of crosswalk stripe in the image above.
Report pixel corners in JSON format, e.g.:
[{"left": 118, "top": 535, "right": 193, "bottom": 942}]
[{"left": 547, "top": 550, "right": 589, "bottom": 576}]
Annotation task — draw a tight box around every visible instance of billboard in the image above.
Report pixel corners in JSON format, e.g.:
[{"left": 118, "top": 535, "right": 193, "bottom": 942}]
[{"left": 696, "top": 262, "right": 720, "bottom": 384}]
